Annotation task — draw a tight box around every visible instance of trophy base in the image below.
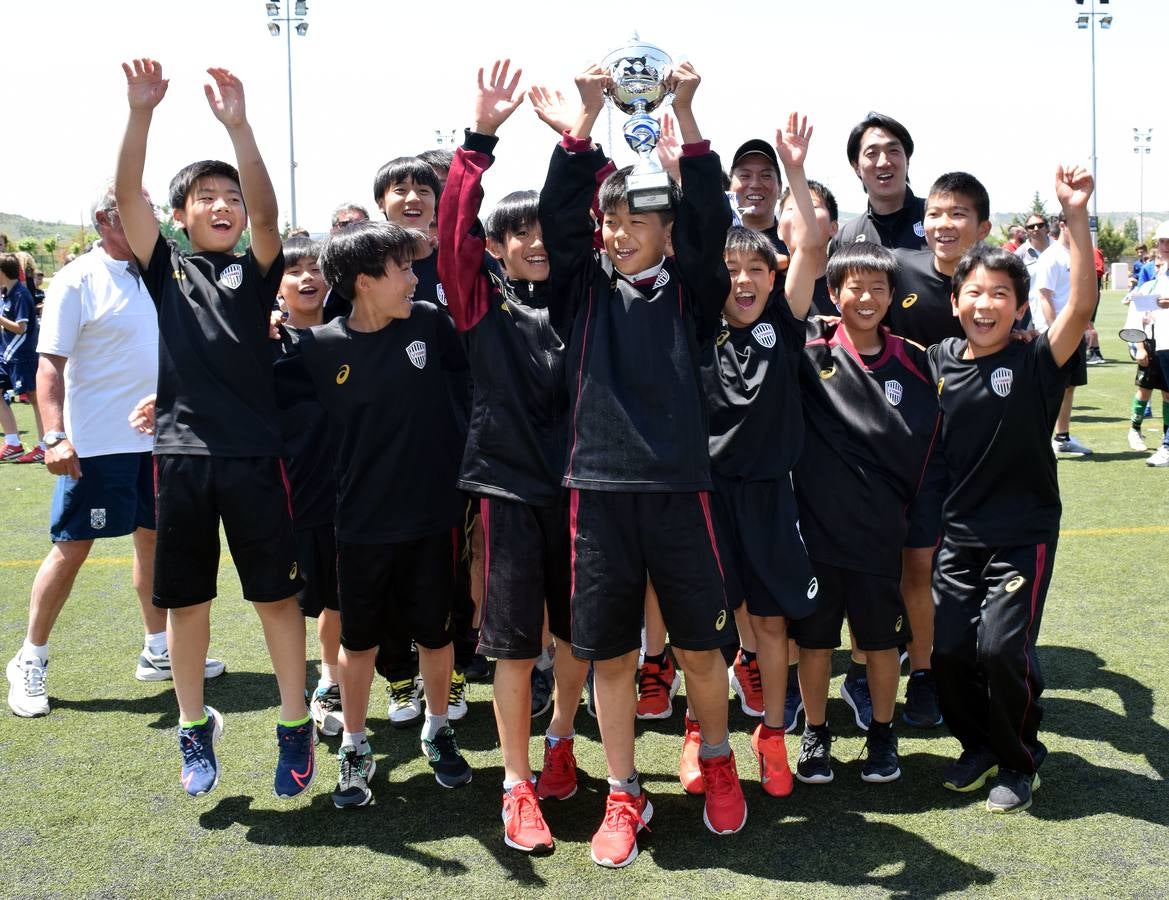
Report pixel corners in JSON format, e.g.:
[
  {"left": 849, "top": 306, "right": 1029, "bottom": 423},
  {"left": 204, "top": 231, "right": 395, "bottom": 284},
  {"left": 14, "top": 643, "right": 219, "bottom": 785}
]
[{"left": 626, "top": 169, "right": 673, "bottom": 213}]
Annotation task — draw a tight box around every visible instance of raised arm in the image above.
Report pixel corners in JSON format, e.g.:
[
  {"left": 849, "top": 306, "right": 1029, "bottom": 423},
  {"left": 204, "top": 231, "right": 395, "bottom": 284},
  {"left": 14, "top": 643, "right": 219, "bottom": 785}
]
[
  {"left": 775, "top": 112, "right": 823, "bottom": 321},
  {"left": 204, "top": 67, "right": 280, "bottom": 274},
  {"left": 438, "top": 59, "right": 523, "bottom": 332},
  {"left": 667, "top": 62, "right": 703, "bottom": 144},
  {"left": 114, "top": 58, "right": 167, "bottom": 269},
  {"left": 1045, "top": 165, "right": 1096, "bottom": 366}
]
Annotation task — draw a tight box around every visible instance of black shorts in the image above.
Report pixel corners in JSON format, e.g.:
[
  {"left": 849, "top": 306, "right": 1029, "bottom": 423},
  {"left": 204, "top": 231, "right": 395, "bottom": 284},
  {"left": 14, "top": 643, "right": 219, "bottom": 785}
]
[
  {"left": 477, "top": 496, "right": 571, "bottom": 660},
  {"left": 569, "top": 489, "right": 733, "bottom": 661},
  {"left": 905, "top": 479, "right": 945, "bottom": 550},
  {"left": 295, "top": 522, "right": 339, "bottom": 618},
  {"left": 1067, "top": 339, "right": 1088, "bottom": 388},
  {"left": 153, "top": 455, "right": 303, "bottom": 608},
  {"left": 789, "top": 561, "right": 911, "bottom": 652},
  {"left": 709, "top": 474, "right": 817, "bottom": 620},
  {"left": 1135, "top": 359, "right": 1166, "bottom": 391},
  {"left": 337, "top": 532, "right": 456, "bottom": 653}
]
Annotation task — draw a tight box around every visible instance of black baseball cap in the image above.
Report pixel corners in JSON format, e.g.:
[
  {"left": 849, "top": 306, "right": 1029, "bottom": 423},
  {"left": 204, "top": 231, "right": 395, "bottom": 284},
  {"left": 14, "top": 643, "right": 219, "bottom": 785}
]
[{"left": 731, "top": 139, "right": 780, "bottom": 173}]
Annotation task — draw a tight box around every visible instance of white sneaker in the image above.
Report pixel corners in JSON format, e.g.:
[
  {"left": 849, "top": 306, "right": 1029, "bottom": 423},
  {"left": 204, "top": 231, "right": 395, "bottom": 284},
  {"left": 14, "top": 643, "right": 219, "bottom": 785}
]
[
  {"left": 7, "top": 653, "right": 49, "bottom": 717},
  {"left": 136, "top": 648, "right": 227, "bottom": 682},
  {"left": 1146, "top": 446, "right": 1169, "bottom": 467},
  {"left": 387, "top": 675, "right": 423, "bottom": 727},
  {"left": 1052, "top": 436, "right": 1093, "bottom": 455},
  {"left": 1128, "top": 430, "right": 1148, "bottom": 452}
]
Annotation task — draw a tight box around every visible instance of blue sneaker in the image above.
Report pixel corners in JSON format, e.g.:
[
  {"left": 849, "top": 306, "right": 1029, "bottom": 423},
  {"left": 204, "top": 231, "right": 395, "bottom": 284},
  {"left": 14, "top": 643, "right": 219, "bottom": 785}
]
[
  {"left": 840, "top": 671, "right": 873, "bottom": 732},
  {"left": 179, "top": 706, "right": 223, "bottom": 798},
  {"left": 275, "top": 719, "right": 316, "bottom": 799},
  {"left": 783, "top": 672, "right": 804, "bottom": 732}
]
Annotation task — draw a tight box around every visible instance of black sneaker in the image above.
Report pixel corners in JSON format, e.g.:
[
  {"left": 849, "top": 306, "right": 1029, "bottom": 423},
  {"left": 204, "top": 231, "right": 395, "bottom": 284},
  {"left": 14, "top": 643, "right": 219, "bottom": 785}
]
[
  {"left": 986, "top": 768, "right": 1040, "bottom": 813},
  {"left": 422, "top": 725, "right": 473, "bottom": 788},
  {"left": 531, "top": 664, "right": 553, "bottom": 718},
  {"left": 840, "top": 671, "right": 873, "bottom": 731},
  {"left": 782, "top": 672, "right": 804, "bottom": 732},
  {"left": 860, "top": 724, "right": 901, "bottom": 783},
  {"left": 942, "top": 747, "right": 999, "bottom": 793},
  {"left": 796, "top": 724, "right": 834, "bottom": 784},
  {"left": 902, "top": 669, "right": 944, "bottom": 728},
  {"left": 463, "top": 653, "right": 491, "bottom": 682}
]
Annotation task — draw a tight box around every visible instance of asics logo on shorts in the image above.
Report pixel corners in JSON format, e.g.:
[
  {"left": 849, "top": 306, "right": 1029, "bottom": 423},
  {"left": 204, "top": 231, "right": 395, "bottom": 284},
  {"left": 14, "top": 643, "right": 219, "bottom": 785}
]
[
  {"left": 895, "top": 615, "right": 904, "bottom": 632},
  {"left": 289, "top": 562, "right": 298, "bottom": 580},
  {"left": 819, "top": 366, "right": 835, "bottom": 380},
  {"left": 1005, "top": 576, "right": 1026, "bottom": 593},
  {"left": 715, "top": 609, "right": 727, "bottom": 631},
  {"left": 406, "top": 340, "right": 427, "bottom": 369},
  {"left": 806, "top": 577, "right": 818, "bottom": 599},
  {"left": 336, "top": 364, "right": 350, "bottom": 384}
]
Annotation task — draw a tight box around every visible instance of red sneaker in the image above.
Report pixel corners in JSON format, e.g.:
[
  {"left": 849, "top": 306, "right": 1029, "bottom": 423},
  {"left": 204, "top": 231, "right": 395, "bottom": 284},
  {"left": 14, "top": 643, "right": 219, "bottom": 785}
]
[
  {"left": 535, "top": 736, "right": 578, "bottom": 800},
  {"left": 502, "top": 780, "right": 553, "bottom": 853},
  {"left": 590, "top": 790, "right": 653, "bottom": 868},
  {"left": 636, "top": 654, "right": 681, "bottom": 720},
  {"left": 751, "top": 722, "right": 793, "bottom": 797},
  {"left": 679, "top": 714, "right": 704, "bottom": 795},
  {"left": 699, "top": 751, "right": 748, "bottom": 834},
  {"left": 729, "top": 653, "right": 764, "bottom": 717},
  {"left": 0, "top": 444, "right": 25, "bottom": 462},
  {"left": 13, "top": 446, "right": 45, "bottom": 464}
]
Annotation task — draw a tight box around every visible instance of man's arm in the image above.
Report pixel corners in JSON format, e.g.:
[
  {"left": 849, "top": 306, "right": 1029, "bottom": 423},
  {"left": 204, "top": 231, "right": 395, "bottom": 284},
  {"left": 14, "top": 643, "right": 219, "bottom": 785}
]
[
  {"left": 35, "top": 354, "right": 80, "bottom": 478},
  {"left": 1036, "top": 287, "right": 1057, "bottom": 330},
  {"left": 114, "top": 58, "right": 167, "bottom": 269},
  {"left": 204, "top": 67, "right": 280, "bottom": 274},
  {"left": 1046, "top": 166, "right": 1096, "bottom": 367},
  {"left": 775, "top": 112, "right": 822, "bottom": 321}
]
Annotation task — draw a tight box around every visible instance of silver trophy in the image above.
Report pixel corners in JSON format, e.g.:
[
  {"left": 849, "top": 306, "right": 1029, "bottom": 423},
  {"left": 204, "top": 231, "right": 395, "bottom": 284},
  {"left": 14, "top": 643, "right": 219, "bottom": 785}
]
[{"left": 602, "top": 35, "right": 673, "bottom": 212}]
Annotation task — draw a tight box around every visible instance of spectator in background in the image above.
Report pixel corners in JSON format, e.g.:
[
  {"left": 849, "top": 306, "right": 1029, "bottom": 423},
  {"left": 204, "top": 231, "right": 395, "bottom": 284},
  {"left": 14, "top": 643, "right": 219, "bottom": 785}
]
[
  {"left": 1003, "top": 224, "right": 1025, "bottom": 253},
  {"left": 329, "top": 202, "right": 368, "bottom": 234}
]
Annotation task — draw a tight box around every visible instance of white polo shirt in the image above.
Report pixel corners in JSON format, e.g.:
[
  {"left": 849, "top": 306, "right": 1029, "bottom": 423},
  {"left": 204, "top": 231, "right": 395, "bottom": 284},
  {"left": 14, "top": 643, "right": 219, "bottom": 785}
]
[{"left": 36, "top": 243, "right": 158, "bottom": 458}]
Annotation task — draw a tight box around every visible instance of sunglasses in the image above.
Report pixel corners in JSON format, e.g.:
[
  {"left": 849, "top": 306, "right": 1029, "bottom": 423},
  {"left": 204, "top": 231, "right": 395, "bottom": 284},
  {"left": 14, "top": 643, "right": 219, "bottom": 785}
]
[{"left": 1025, "top": 223, "right": 1048, "bottom": 231}]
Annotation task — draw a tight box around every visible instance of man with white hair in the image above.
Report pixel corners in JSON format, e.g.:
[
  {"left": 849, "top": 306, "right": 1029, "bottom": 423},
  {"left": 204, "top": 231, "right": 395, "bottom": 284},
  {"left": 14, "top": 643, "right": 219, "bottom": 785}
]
[
  {"left": 1145, "top": 221, "right": 1169, "bottom": 466},
  {"left": 6, "top": 181, "right": 223, "bottom": 718}
]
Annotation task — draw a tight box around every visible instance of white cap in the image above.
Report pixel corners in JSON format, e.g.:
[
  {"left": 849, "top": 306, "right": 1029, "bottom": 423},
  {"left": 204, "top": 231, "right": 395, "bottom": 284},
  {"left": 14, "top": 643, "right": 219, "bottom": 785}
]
[{"left": 1154, "top": 221, "right": 1169, "bottom": 242}]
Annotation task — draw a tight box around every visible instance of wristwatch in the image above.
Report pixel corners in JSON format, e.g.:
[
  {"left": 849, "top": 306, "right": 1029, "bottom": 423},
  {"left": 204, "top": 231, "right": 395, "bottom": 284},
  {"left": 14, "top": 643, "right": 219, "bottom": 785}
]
[{"left": 43, "top": 431, "right": 68, "bottom": 448}]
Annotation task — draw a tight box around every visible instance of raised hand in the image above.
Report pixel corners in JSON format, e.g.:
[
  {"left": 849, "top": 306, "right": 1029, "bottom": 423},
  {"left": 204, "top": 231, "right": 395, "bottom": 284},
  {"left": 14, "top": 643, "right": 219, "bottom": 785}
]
[
  {"left": 474, "top": 59, "right": 524, "bottom": 136},
  {"left": 122, "top": 58, "right": 169, "bottom": 111},
  {"left": 528, "top": 85, "right": 576, "bottom": 135},
  {"left": 668, "top": 61, "right": 701, "bottom": 110},
  {"left": 655, "top": 112, "right": 682, "bottom": 180},
  {"left": 1055, "top": 164, "right": 1093, "bottom": 211},
  {"left": 574, "top": 63, "right": 611, "bottom": 114},
  {"left": 775, "top": 111, "right": 813, "bottom": 170},
  {"left": 204, "top": 67, "right": 248, "bottom": 129}
]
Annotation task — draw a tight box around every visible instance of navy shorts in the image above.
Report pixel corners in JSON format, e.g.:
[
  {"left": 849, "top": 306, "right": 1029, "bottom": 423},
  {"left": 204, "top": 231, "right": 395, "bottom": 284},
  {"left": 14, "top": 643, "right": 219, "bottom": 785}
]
[
  {"left": 789, "top": 561, "right": 911, "bottom": 652},
  {"left": 0, "top": 358, "right": 36, "bottom": 394},
  {"left": 294, "top": 522, "right": 339, "bottom": 619},
  {"left": 49, "top": 452, "right": 154, "bottom": 541},
  {"left": 477, "top": 496, "right": 571, "bottom": 659},
  {"left": 337, "top": 532, "right": 456, "bottom": 653},
  {"left": 152, "top": 454, "right": 303, "bottom": 608},
  {"left": 709, "top": 474, "right": 817, "bottom": 620},
  {"left": 568, "top": 489, "right": 734, "bottom": 661}
]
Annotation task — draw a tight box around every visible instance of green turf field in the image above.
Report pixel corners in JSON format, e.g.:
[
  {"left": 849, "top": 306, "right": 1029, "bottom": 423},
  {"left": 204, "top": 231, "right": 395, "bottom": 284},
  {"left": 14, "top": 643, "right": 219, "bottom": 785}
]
[{"left": 1, "top": 291, "right": 1167, "bottom": 899}]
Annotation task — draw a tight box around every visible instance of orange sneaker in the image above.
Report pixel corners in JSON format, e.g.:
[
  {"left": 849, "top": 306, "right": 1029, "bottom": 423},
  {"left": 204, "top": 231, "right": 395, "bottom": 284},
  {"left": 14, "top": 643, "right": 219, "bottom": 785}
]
[
  {"left": 699, "top": 751, "right": 748, "bottom": 834},
  {"left": 502, "top": 780, "right": 553, "bottom": 853},
  {"left": 636, "top": 654, "right": 680, "bottom": 719},
  {"left": 679, "top": 714, "right": 704, "bottom": 795},
  {"left": 535, "top": 736, "right": 578, "bottom": 800},
  {"left": 751, "top": 722, "right": 793, "bottom": 797},
  {"left": 590, "top": 790, "right": 653, "bottom": 868},
  {"left": 729, "top": 653, "right": 764, "bottom": 717}
]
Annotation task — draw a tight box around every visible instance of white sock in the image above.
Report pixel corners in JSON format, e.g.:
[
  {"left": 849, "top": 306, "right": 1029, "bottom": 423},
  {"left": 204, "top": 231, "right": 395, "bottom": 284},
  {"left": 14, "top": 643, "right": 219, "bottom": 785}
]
[
  {"left": 536, "top": 645, "right": 554, "bottom": 671},
  {"left": 145, "top": 631, "right": 167, "bottom": 655},
  {"left": 341, "top": 730, "right": 368, "bottom": 750},
  {"left": 5, "top": 435, "right": 19, "bottom": 447},
  {"left": 319, "top": 662, "right": 338, "bottom": 687},
  {"left": 37, "top": 441, "right": 46, "bottom": 451},
  {"left": 546, "top": 730, "right": 574, "bottom": 745},
  {"left": 21, "top": 639, "right": 47, "bottom": 663},
  {"left": 503, "top": 775, "right": 536, "bottom": 792},
  {"left": 422, "top": 711, "right": 448, "bottom": 742}
]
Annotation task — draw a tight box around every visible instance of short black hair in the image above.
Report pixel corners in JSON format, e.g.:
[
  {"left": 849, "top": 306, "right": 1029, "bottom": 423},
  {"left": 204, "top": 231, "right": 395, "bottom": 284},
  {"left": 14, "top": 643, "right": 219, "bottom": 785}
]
[
  {"left": 417, "top": 148, "right": 454, "bottom": 179},
  {"left": 169, "top": 160, "right": 241, "bottom": 211},
  {"left": 952, "top": 244, "right": 1030, "bottom": 310},
  {"left": 598, "top": 165, "right": 682, "bottom": 225},
  {"left": 846, "top": 112, "right": 914, "bottom": 167},
  {"left": 318, "top": 221, "right": 428, "bottom": 301},
  {"left": 725, "top": 226, "right": 779, "bottom": 273},
  {"left": 485, "top": 190, "right": 539, "bottom": 243},
  {"left": 282, "top": 235, "right": 321, "bottom": 269},
  {"left": 826, "top": 241, "right": 899, "bottom": 295},
  {"left": 0, "top": 253, "right": 20, "bottom": 280},
  {"left": 780, "top": 179, "right": 839, "bottom": 223},
  {"left": 372, "top": 157, "right": 443, "bottom": 208},
  {"left": 928, "top": 172, "right": 991, "bottom": 223}
]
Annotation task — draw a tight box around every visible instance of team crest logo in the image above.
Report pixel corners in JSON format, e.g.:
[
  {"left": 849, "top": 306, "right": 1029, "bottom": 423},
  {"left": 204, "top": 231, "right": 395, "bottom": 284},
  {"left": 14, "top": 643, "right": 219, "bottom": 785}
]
[
  {"left": 1005, "top": 575, "right": 1026, "bottom": 593},
  {"left": 751, "top": 322, "right": 776, "bottom": 348},
  {"left": 89, "top": 508, "right": 107, "bottom": 530},
  {"left": 218, "top": 263, "right": 243, "bottom": 290},
  {"left": 901, "top": 293, "right": 918, "bottom": 309},
  {"left": 336, "top": 364, "right": 350, "bottom": 385},
  {"left": 714, "top": 609, "right": 727, "bottom": 631},
  {"left": 990, "top": 366, "right": 1013, "bottom": 397},
  {"left": 406, "top": 340, "right": 427, "bottom": 369},
  {"left": 435, "top": 283, "right": 448, "bottom": 306},
  {"left": 806, "top": 577, "right": 819, "bottom": 599},
  {"left": 885, "top": 380, "right": 904, "bottom": 406},
  {"left": 913, "top": 221, "right": 926, "bottom": 237},
  {"left": 653, "top": 269, "right": 670, "bottom": 289}
]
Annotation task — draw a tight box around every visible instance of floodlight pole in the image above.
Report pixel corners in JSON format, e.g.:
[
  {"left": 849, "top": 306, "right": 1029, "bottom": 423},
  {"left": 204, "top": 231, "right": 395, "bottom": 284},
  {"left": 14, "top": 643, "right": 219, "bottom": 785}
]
[{"left": 265, "top": 1, "right": 310, "bottom": 229}]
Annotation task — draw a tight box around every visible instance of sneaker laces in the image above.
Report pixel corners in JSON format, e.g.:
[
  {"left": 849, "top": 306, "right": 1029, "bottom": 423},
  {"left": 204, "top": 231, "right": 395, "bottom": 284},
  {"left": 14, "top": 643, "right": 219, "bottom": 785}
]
[
  {"left": 800, "top": 729, "right": 833, "bottom": 765},
  {"left": 603, "top": 795, "right": 650, "bottom": 833},
  {"left": 742, "top": 659, "right": 762, "bottom": 697},
  {"left": 638, "top": 661, "right": 672, "bottom": 700},
  {"left": 180, "top": 729, "right": 208, "bottom": 767},
  {"left": 701, "top": 754, "right": 738, "bottom": 795},
  {"left": 513, "top": 786, "right": 544, "bottom": 827},
  {"left": 388, "top": 679, "right": 416, "bottom": 706},
  {"left": 544, "top": 740, "right": 575, "bottom": 778},
  {"left": 21, "top": 660, "right": 46, "bottom": 697},
  {"left": 432, "top": 726, "right": 461, "bottom": 758},
  {"left": 448, "top": 677, "right": 465, "bottom": 706}
]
